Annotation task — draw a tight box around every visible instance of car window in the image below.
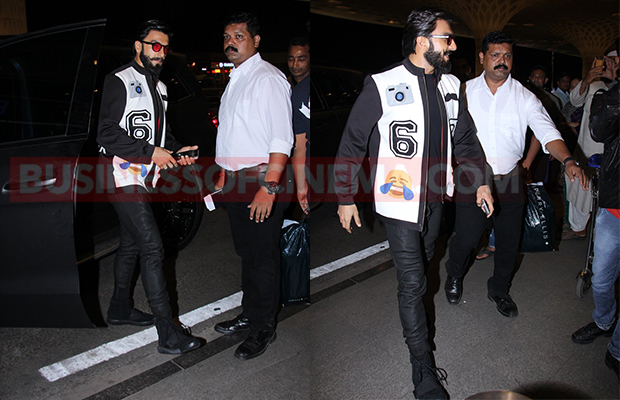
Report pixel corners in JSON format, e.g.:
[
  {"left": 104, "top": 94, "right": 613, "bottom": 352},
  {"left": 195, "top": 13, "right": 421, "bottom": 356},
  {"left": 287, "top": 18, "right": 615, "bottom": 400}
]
[
  {"left": 0, "top": 29, "right": 86, "bottom": 144},
  {"left": 313, "top": 70, "right": 361, "bottom": 110}
]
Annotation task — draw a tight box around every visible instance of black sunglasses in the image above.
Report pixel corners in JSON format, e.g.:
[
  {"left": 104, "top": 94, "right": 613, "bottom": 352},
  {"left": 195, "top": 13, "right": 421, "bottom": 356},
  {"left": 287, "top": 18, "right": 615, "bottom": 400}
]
[
  {"left": 428, "top": 35, "right": 454, "bottom": 46},
  {"left": 141, "top": 41, "right": 172, "bottom": 54}
]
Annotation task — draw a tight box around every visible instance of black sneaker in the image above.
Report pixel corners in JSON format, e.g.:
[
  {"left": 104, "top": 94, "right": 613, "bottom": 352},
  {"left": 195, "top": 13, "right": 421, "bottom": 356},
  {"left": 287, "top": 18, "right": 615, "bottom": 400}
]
[
  {"left": 410, "top": 353, "right": 449, "bottom": 400},
  {"left": 571, "top": 322, "right": 613, "bottom": 344},
  {"left": 108, "top": 308, "right": 154, "bottom": 326},
  {"left": 107, "top": 298, "right": 153, "bottom": 326},
  {"left": 154, "top": 317, "right": 204, "bottom": 355},
  {"left": 605, "top": 349, "right": 619, "bottom": 378}
]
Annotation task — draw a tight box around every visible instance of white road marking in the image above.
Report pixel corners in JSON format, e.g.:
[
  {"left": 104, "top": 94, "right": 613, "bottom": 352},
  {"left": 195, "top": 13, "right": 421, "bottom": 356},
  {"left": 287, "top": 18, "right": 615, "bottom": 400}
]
[{"left": 38, "top": 241, "right": 390, "bottom": 382}]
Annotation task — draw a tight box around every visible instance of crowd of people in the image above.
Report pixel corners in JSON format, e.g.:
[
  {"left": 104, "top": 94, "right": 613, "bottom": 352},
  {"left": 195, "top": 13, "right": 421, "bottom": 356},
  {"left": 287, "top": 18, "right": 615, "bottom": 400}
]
[{"left": 95, "top": 8, "right": 618, "bottom": 400}]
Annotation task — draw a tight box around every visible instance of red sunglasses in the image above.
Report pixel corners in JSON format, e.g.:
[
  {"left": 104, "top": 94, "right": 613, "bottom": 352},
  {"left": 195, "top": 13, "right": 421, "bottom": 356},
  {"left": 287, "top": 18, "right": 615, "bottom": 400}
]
[{"left": 141, "top": 41, "right": 172, "bottom": 54}]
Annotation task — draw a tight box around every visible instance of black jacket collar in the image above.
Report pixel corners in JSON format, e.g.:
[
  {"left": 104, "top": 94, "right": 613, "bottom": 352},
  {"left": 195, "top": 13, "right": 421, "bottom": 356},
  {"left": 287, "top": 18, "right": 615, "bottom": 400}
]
[{"left": 402, "top": 57, "right": 443, "bottom": 81}]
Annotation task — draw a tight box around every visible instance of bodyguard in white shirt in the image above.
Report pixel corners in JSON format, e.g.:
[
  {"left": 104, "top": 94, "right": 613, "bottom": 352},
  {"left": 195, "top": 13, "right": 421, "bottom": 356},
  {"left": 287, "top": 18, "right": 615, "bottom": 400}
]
[
  {"left": 444, "top": 31, "right": 587, "bottom": 318},
  {"left": 212, "top": 12, "right": 294, "bottom": 361}
]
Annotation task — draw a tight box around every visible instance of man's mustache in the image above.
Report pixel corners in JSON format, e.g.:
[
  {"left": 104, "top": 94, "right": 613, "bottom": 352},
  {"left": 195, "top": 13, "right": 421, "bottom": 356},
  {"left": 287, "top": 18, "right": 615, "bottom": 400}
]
[
  {"left": 494, "top": 64, "right": 508, "bottom": 70},
  {"left": 225, "top": 45, "right": 238, "bottom": 53}
]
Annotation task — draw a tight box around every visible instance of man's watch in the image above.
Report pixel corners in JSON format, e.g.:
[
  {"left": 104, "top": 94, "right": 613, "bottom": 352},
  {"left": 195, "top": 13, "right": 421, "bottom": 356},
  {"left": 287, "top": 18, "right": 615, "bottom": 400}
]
[
  {"left": 262, "top": 181, "right": 283, "bottom": 195},
  {"left": 562, "top": 156, "right": 579, "bottom": 167}
]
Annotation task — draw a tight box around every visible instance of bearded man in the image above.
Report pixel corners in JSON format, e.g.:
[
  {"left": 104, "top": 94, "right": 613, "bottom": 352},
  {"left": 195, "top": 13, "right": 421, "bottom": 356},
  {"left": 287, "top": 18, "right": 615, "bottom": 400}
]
[
  {"left": 334, "top": 8, "right": 492, "bottom": 399},
  {"left": 97, "top": 20, "right": 202, "bottom": 355}
]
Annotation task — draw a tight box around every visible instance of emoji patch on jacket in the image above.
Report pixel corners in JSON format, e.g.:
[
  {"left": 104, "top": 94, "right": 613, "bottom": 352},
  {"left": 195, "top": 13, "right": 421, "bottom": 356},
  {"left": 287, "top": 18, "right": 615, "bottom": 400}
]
[
  {"left": 120, "top": 161, "right": 148, "bottom": 177},
  {"left": 380, "top": 169, "right": 414, "bottom": 200}
]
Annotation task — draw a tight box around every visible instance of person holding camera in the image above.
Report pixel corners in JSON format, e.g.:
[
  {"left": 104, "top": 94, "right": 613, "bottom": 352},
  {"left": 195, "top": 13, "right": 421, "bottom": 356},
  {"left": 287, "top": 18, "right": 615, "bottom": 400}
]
[
  {"left": 564, "top": 50, "right": 618, "bottom": 240},
  {"left": 335, "top": 9, "right": 492, "bottom": 399},
  {"left": 571, "top": 50, "right": 619, "bottom": 378}
]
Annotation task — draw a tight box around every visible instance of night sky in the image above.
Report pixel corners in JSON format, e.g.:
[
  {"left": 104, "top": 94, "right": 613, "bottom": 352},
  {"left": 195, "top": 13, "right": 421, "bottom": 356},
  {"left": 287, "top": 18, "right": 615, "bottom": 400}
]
[
  {"left": 25, "top": 0, "right": 310, "bottom": 55},
  {"left": 24, "top": 0, "right": 581, "bottom": 85}
]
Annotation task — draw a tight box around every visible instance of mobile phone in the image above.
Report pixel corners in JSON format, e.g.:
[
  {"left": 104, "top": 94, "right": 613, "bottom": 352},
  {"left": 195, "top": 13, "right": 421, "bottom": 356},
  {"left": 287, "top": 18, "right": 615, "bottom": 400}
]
[
  {"left": 481, "top": 199, "right": 490, "bottom": 216},
  {"left": 594, "top": 57, "right": 604, "bottom": 68},
  {"left": 172, "top": 149, "right": 199, "bottom": 160}
]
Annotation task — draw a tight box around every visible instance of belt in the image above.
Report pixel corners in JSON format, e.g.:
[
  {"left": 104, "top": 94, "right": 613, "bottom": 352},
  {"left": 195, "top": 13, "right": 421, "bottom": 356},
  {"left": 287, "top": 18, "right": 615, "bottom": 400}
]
[
  {"left": 225, "top": 164, "right": 268, "bottom": 179},
  {"left": 493, "top": 165, "right": 519, "bottom": 180}
]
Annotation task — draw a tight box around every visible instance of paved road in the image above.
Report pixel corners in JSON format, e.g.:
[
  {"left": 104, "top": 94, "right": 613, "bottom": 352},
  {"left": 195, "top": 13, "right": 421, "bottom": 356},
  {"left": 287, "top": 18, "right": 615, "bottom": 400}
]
[{"left": 0, "top": 201, "right": 389, "bottom": 400}]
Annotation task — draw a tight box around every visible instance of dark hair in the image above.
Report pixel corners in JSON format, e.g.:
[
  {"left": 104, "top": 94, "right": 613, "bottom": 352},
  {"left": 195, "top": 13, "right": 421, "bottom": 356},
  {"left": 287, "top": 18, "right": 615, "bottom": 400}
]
[
  {"left": 135, "top": 20, "right": 173, "bottom": 42},
  {"left": 290, "top": 36, "right": 310, "bottom": 50},
  {"left": 529, "top": 65, "right": 548, "bottom": 77},
  {"left": 133, "top": 20, "right": 173, "bottom": 56},
  {"left": 402, "top": 8, "right": 450, "bottom": 57},
  {"left": 481, "top": 31, "right": 515, "bottom": 54},
  {"left": 556, "top": 70, "right": 571, "bottom": 80},
  {"left": 224, "top": 12, "right": 260, "bottom": 37}
]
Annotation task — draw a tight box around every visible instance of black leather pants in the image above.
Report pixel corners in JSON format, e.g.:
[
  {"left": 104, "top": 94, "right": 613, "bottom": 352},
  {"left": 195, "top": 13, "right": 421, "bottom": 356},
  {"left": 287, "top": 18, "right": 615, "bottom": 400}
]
[
  {"left": 384, "top": 202, "right": 442, "bottom": 357},
  {"left": 110, "top": 186, "right": 171, "bottom": 319}
]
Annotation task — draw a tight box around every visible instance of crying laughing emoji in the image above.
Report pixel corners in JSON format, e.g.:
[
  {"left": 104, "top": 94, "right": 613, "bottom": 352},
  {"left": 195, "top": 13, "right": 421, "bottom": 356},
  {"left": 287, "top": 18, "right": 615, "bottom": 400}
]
[{"left": 380, "top": 169, "right": 414, "bottom": 201}]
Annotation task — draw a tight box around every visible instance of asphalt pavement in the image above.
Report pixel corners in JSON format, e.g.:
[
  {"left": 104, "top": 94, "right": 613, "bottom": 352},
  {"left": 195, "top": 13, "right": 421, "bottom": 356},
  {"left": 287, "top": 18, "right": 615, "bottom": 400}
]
[{"left": 1, "top": 202, "right": 619, "bottom": 399}]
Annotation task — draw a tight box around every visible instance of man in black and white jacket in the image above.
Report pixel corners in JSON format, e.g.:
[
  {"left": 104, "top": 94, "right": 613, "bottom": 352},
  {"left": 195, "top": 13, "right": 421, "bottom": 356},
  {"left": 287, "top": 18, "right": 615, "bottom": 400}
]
[
  {"left": 97, "top": 20, "right": 201, "bottom": 355},
  {"left": 335, "top": 8, "right": 492, "bottom": 400}
]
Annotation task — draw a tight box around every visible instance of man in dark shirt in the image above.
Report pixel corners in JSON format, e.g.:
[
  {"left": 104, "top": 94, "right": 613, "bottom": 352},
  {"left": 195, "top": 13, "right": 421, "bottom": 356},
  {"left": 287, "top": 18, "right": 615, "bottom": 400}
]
[
  {"left": 288, "top": 36, "right": 311, "bottom": 213},
  {"left": 335, "top": 8, "right": 492, "bottom": 399}
]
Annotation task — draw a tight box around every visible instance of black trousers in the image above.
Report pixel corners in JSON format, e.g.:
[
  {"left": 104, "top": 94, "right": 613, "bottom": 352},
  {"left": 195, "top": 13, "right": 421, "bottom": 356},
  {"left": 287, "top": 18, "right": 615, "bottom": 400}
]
[
  {"left": 384, "top": 202, "right": 442, "bottom": 358},
  {"left": 446, "top": 169, "right": 526, "bottom": 296},
  {"left": 110, "top": 185, "right": 172, "bottom": 318},
  {"left": 225, "top": 183, "right": 285, "bottom": 333}
]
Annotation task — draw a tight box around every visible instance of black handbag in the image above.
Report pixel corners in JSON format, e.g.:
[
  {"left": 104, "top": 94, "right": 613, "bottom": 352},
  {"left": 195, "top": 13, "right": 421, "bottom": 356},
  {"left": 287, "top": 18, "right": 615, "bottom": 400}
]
[
  {"left": 520, "top": 183, "right": 556, "bottom": 252},
  {"left": 280, "top": 217, "right": 310, "bottom": 306}
]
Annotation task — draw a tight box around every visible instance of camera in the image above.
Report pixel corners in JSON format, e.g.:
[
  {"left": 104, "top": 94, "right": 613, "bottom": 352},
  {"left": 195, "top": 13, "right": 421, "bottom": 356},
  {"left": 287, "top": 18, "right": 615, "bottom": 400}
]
[{"left": 386, "top": 83, "right": 414, "bottom": 106}]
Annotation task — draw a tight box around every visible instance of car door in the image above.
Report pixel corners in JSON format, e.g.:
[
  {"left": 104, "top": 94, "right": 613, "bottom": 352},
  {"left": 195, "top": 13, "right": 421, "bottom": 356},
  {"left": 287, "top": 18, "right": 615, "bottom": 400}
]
[{"left": 0, "top": 21, "right": 106, "bottom": 327}]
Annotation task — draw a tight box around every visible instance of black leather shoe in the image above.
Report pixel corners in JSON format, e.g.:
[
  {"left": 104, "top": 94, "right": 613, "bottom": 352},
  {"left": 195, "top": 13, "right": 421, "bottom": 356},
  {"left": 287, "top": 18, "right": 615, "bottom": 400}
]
[
  {"left": 444, "top": 275, "right": 463, "bottom": 305},
  {"left": 488, "top": 294, "right": 518, "bottom": 317},
  {"left": 107, "top": 308, "right": 154, "bottom": 326},
  {"left": 214, "top": 315, "right": 251, "bottom": 335},
  {"left": 605, "top": 349, "right": 619, "bottom": 378},
  {"left": 571, "top": 321, "right": 614, "bottom": 344},
  {"left": 234, "top": 330, "right": 276, "bottom": 360}
]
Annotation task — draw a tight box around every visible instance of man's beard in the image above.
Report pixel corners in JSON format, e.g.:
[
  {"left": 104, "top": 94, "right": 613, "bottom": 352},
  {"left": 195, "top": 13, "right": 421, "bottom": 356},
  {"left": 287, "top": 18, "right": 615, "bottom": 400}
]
[
  {"left": 140, "top": 50, "right": 164, "bottom": 79},
  {"left": 424, "top": 40, "right": 451, "bottom": 75}
]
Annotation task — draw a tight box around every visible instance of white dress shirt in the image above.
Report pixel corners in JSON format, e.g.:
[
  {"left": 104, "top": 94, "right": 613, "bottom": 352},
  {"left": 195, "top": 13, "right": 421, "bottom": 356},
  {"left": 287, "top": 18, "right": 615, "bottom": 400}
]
[
  {"left": 216, "top": 53, "right": 294, "bottom": 171},
  {"left": 465, "top": 72, "right": 563, "bottom": 175}
]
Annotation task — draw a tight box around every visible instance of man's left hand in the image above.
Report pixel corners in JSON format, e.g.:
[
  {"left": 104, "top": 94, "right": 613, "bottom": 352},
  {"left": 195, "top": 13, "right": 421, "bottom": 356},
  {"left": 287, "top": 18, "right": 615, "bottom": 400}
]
[
  {"left": 476, "top": 185, "right": 494, "bottom": 218},
  {"left": 248, "top": 187, "right": 275, "bottom": 222},
  {"left": 565, "top": 161, "right": 589, "bottom": 191},
  {"left": 176, "top": 145, "right": 199, "bottom": 166}
]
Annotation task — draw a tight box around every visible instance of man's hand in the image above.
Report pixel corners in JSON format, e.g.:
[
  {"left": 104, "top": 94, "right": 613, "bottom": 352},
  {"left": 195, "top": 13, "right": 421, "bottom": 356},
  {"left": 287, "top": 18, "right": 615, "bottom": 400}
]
[
  {"left": 602, "top": 56, "right": 619, "bottom": 81},
  {"left": 214, "top": 169, "right": 225, "bottom": 191},
  {"left": 476, "top": 185, "right": 494, "bottom": 218},
  {"left": 338, "top": 204, "right": 361, "bottom": 233},
  {"left": 152, "top": 146, "right": 177, "bottom": 169},
  {"left": 175, "top": 145, "right": 199, "bottom": 166},
  {"left": 564, "top": 161, "right": 589, "bottom": 191},
  {"left": 297, "top": 185, "right": 309, "bottom": 215},
  {"left": 248, "top": 187, "right": 275, "bottom": 223},
  {"left": 584, "top": 58, "right": 605, "bottom": 85}
]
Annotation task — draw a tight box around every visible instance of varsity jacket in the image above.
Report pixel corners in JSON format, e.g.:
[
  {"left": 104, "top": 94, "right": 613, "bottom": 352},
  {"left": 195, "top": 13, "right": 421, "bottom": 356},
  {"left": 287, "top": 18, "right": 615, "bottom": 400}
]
[
  {"left": 97, "top": 60, "right": 182, "bottom": 189},
  {"left": 335, "top": 58, "right": 487, "bottom": 231}
]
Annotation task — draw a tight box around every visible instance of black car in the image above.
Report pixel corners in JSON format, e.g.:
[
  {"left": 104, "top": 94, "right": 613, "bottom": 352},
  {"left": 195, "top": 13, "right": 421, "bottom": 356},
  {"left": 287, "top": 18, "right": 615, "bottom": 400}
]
[
  {"left": 0, "top": 20, "right": 216, "bottom": 327},
  {"left": 310, "top": 65, "right": 366, "bottom": 206}
]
